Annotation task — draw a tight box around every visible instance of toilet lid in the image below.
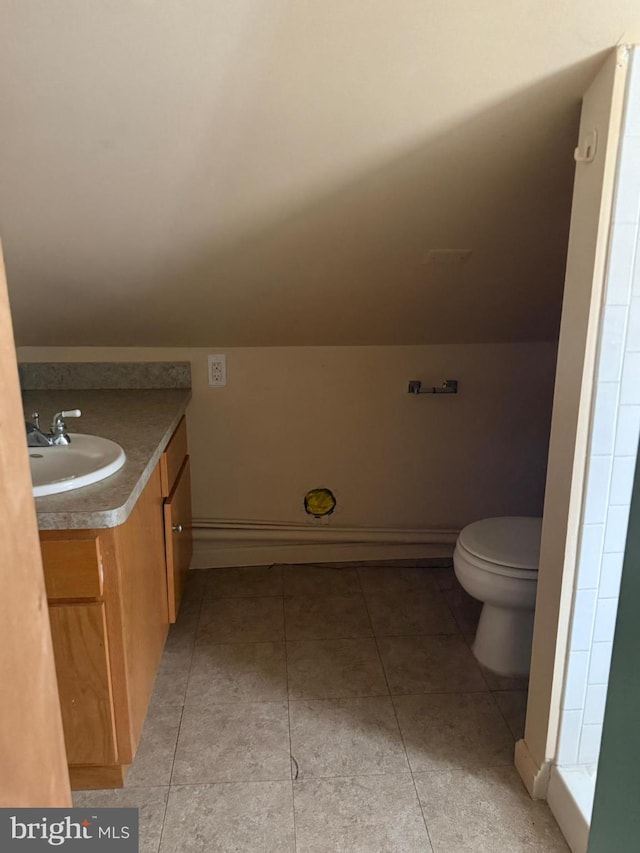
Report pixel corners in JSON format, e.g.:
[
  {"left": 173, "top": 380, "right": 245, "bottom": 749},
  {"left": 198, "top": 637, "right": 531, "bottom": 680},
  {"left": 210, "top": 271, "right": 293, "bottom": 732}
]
[{"left": 458, "top": 517, "right": 542, "bottom": 571}]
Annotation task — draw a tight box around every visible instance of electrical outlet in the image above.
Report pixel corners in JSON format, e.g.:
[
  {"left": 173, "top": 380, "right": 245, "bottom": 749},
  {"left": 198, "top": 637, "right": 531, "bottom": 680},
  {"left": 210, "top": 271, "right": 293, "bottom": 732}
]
[{"left": 208, "top": 354, "right": 227, "bottom": 387}]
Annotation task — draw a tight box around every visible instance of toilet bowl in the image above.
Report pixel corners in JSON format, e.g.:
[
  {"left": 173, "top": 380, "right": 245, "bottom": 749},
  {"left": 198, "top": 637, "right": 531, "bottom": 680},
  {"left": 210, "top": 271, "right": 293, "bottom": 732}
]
[{"left": 453, "top": 516, "right": 542, "bottom": 677}]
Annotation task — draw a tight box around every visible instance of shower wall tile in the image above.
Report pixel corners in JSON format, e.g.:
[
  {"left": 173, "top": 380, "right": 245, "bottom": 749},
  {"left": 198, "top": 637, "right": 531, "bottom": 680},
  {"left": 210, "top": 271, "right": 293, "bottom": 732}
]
[
  {"left": 606, "top": 222, "right": 636, "bottom": 304},
  {"left": 614, "top": 405, "right": 640, "bottom": 455},
  {"left": 563, "top": 652, "right": 589, "bottom": 710},
  {"left": 557, "top": 710, "right": 583, "bottom": 766},
  {"left": 596, "top": 306, "right": 627, "bottom": 382},
  {"left": 620, "top": 351, "right": 640, "bottom": 404},
  {"left": 609, "top": 456, "right": 636, "bottom": 505},
  {"left": 583, "top": 684, "right": 608, "bottom": 726},
  {"left": 568, "top": 590, "right": 597, "bottom": 652},
  {"left": 576, "top": 524, "right": 604, "bottom": 590},
  {"left": 598, "top": 552, "right": 624, "bottom": 599},
  {"left": 578, "top": 724, "right": 603, "bottom": 765},
  {"left": 591, "top": 383, "right": 618, "bottom": 455},
  {"left": 587, "top": 642, "right": 613, "bottom": 686},
  {"left": 603, "top": 505, "right": 630, "bottom": 553},
  {"left": 583, "top": 456, "right": 613, "bottom": 524},
  {"left": 613, "top": 135, "right": 640, "bottom": 224},
  {"left": 626, "top": 297, "right": 640, "bottom": 349},
  {"left": 593, "top": 598, "right": 618, "bottom": 643},
  {"left": 625, "top": 56, "right": 640, "bottom": 136}
]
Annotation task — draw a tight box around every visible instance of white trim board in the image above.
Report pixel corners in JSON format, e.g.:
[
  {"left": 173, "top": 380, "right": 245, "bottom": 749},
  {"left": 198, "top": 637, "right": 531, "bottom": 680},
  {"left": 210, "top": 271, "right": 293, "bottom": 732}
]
[
  {"left": 515, "top": 738, "right": 552, "bottom": 799},
  {"left": 190, "top": 522, "right": 457, "bottom": 568}
]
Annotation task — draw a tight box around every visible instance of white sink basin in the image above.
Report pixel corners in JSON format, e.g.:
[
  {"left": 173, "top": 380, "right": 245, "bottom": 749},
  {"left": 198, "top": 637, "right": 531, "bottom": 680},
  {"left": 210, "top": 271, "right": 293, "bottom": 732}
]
[{"left": 30, "top": 434, "right": 126, "bottom": 497}]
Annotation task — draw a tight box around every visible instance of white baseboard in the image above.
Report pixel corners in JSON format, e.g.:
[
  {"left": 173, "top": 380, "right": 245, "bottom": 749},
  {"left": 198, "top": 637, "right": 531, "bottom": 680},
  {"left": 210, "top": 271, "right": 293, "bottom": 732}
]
[
  {"left": 547, "top": 765, "right": 593, "bottom": 853},
  {"left": 190, "top": 522, "right": 458, "bottom": 569},
  {"left": 515, "top": 738, "right": 551, "bottom": 799}
]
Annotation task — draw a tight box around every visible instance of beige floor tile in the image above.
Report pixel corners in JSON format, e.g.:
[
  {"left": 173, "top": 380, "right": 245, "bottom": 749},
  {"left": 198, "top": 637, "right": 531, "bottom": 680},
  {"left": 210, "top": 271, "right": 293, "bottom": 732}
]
[
  {"left": 478, "top": 664, "right": 529, "bottom": 691},
  {"left": 394, "top": 693, "right": 514, "bottom": 773},
  {"left": 163, "top": 611, "right": 199, "bottom": 658},
  {"left": 180, "top": 570, "right": 207, "bottom": 610},
  {"left": 414, "top": 766, "right": 570, "bottom": 852},
  {"left": 73, "top": 786, "right": 168, "bottom": 853},
  {"left": 126, "top": 704, "right": 183, "bottom": 787},
  {"left": 287, "top": 638, "right": 389, "bottom": 700},
  {"left": 365, "top": 586, "right": 458, "bottom": 636},
  {"left": 358, "top": 564, "right": 440, "bottom": 595},
  {"left": 430, "top": 565, "right": 456, "bottom": 591},
  {"left": 197, "top": 596, "right": 284, "bottom": 644},
  {"left": 150, "top": 647, "right": 193, "bottom": 707},
  {"left": 186, "top": 641, "right": 287, "bottom": 705},
  {"left": 293, "top": 773, "right": 432, "bottom": 853},
  {"left": 160, "top": 781, "right": 295, "bottom": 852},
  {"left": 289, "top": 696, "right": 409, "bottom": 778},
  {"left": 493, "top": 690, "right": 529, "bottom": 739},
  {"left": 172, "top": 701, "right": 291, "bottom": 784},
  {"left": 442, "top": 583, "right": 483, "bottom": 638},
  {"left": 284, "top": 594, "right": 373, "bottom": 641},
  {"left": 282, "top": 564, "right": 361, "bottom": 596},
  {"left": 205, "top": 564, "right": 283, "bottom": 598},
  {"left": 378, "top": 635, "right": 488, "bottom": 695}
]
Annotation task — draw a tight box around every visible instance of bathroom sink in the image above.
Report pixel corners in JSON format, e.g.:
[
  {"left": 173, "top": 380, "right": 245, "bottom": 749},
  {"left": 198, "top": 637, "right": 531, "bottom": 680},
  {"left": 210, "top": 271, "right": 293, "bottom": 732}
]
[{"left": 29, "top": 434, "right": 126, "bottom": 497}]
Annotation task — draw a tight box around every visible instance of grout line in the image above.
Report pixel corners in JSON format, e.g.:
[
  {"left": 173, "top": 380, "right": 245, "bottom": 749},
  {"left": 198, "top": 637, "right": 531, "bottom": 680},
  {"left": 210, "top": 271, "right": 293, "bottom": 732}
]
[
  {"left": 158, "top": 578, "right": 206, "bottom": 850},
  {"left": 282, "top": 593, "right": 299, "bottom": 853},
  {"left": 489, "top": 690, "right": 525, "bottom": 743},
  {"left": 165, "top": 770, "right": 423, "bottom": 787},
  {"left": 358, "top": 586, "right": 436, "bottom": 851}
]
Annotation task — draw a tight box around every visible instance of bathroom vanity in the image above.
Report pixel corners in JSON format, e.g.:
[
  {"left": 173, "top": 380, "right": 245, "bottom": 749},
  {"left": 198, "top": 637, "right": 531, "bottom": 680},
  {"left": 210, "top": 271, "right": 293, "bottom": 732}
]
[{"left": 24, "top": 384, "right": 192, "bottom": 790}]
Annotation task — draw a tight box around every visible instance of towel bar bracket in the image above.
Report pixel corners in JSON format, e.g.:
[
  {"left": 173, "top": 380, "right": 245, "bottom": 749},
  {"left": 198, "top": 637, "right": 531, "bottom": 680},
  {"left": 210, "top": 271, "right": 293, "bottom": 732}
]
[{"left": 408, "top": 379, "right": 458, "bottom": 395}]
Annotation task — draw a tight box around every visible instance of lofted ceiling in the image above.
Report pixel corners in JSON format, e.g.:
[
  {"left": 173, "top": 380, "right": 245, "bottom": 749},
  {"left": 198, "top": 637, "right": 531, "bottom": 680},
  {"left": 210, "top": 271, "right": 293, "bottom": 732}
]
[{"left": 1, "top": 1, "right": 639, "bottom": 347}]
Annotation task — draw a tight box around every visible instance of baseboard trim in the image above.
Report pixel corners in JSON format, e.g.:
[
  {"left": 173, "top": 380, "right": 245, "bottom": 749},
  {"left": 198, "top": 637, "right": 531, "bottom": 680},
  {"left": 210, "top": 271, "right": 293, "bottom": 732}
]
[
  {"left": 515, "top": 738, "right": 551, "bottom": 800},
  {"left": 547, "top": 765, "right": 593, "bottom": 853},
  {"left": 190, "top": 523, "right": 458, "bottom": 569}
]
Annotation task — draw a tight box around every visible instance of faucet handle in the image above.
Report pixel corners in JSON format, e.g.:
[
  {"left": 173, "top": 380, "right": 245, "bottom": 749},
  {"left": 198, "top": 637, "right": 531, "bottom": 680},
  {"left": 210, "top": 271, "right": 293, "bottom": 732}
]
[
  {"left": 49, "top": 409, "right": 82, "bottom": 445},
  {"left": 30, "top": 412, "right": 40, "bottom": 429},
  {"left": 51, "top": 409, "right": 81, "bottom": 432},
  {"left": 51, "top": 409, "right": 81, "bottom": 424}
]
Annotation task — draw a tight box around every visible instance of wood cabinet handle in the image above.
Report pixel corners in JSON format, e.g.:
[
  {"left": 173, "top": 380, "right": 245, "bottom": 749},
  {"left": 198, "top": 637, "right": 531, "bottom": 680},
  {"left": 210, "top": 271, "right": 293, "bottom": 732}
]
[{"left": 172, "top": 523, "right": 184, "bottom": 533}]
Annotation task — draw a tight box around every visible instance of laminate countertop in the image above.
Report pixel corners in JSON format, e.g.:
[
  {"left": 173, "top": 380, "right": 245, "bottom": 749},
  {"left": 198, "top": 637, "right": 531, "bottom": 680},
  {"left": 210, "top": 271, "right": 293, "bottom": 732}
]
[{"left": 23, "top": 389, "right": 191, "bottom": 530}]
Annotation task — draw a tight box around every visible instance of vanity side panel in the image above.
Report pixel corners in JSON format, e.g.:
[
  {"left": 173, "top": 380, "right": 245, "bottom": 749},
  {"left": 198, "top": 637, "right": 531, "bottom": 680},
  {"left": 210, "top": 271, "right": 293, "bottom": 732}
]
[{"left": 113, "top": 464, "right": 169, "bottom": 749}]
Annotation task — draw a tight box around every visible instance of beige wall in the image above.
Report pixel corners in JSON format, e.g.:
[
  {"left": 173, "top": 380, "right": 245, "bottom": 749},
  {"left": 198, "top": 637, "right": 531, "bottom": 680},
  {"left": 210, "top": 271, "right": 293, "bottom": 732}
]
[
  {"left": 19, "top": 344, "right": 557, "bottom": 531},
  {"left": 2, "top": 4, "right": 640, "bottom": 348}
]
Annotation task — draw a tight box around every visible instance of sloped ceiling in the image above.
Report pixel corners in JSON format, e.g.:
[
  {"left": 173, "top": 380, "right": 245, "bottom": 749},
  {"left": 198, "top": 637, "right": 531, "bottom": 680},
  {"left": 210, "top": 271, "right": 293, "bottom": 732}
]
[{"left": 1, "top": 1, "right": 639, "bottom": 347}]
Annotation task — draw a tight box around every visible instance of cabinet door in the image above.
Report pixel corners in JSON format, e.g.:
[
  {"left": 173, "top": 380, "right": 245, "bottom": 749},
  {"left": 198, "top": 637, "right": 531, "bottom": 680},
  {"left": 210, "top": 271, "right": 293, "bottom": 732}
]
[
  {"left": 48, "top": 603, "right": 118, "bottom": 766},
  {"left": 164, "top": 456, "right": 193, "bottom": 622}
]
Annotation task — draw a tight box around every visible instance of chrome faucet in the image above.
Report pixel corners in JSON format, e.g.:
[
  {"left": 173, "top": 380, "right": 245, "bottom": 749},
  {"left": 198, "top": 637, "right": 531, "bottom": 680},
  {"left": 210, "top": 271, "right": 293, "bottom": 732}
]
[
  {"left": 25, "top": 409, "right": 82, "bottom": 447},
  {"left": 49, "top": 409, "right": 82, "bottom": 445}
]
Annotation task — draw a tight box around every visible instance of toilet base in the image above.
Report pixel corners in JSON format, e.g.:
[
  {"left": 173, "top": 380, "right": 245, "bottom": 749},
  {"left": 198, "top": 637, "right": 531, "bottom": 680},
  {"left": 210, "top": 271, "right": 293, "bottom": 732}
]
[{"left": 472, "top": 603, "right": 535, "bottom": 677}]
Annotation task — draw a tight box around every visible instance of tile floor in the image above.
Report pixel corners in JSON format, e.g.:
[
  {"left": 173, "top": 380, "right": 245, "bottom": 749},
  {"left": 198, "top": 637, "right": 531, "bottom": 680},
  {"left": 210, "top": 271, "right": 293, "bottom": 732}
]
[{"left": 74, "top": 561, "right": 569, "bottom": 852}]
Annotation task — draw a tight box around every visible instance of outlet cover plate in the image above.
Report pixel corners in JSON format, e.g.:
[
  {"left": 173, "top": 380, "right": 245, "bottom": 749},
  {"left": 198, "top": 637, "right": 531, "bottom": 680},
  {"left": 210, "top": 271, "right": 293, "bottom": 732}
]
[{"left": 208, "top": 354, "right": 227, "bottom": 387}]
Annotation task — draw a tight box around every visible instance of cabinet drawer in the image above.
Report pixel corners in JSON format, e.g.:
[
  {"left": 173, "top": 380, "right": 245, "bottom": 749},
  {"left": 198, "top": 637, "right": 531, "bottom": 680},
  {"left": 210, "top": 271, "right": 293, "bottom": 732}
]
[
  {"left": 164, "top": 456, "right": 193, "bottom": 622},
  {"left": 40, "top": 537, "right": 104, "bottom": 601},
  {"left": 160, "top": 416, "right": 188, "bottom": 498}
]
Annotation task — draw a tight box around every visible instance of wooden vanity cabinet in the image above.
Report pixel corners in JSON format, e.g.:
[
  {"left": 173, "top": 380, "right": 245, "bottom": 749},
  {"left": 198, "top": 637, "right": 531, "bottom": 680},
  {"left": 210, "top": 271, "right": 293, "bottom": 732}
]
[
  {"left": 38, "top": 416, "right": 193, "bottom": 789},
  {"left": 40, "top": 465, "right": 168, "bottom": 789}
]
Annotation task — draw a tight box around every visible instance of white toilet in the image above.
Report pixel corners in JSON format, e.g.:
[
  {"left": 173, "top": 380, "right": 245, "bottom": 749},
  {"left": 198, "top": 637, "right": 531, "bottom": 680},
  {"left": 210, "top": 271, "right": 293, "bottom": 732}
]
[{"left": 453, "top": 516, "right": 542, "bottom": 676}]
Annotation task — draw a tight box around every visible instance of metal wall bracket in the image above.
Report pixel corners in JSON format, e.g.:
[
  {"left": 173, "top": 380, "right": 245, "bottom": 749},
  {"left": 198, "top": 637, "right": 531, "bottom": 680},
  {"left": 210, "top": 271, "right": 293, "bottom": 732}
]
[{"left": 408, "top": 379, "right": 458, "bottom": 395}]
